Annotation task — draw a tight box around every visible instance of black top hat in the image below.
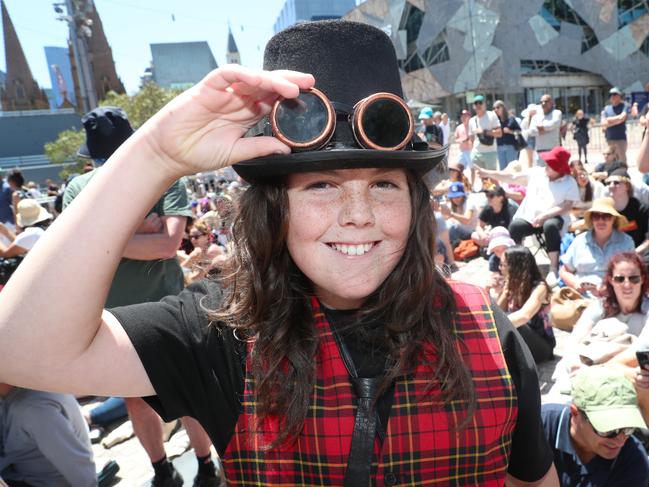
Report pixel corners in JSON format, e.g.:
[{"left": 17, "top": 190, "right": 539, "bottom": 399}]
[
  {"left": 233, "top": 20, "right": 445, "bottom": 181},
  {"left": 78, "top": 106, "right": 134, "bottom": 160}
]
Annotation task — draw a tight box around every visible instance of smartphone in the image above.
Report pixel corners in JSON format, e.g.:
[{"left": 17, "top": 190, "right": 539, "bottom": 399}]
[{"left": 636, "top": 350, "right": 649, "bottom": 369}]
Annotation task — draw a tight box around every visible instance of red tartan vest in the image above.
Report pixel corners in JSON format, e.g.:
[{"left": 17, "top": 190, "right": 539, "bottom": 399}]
[{"left": 222, "top": 281, "right": 518, "bottom": 485}]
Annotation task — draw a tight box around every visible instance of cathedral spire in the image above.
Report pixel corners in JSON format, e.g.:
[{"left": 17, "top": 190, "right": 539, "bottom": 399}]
[
  {"left": 226, "top": 25, "right": 241, "bottom": 65},
  {"left": 1, "top": 0, "right": 49, "bottom": 110}
]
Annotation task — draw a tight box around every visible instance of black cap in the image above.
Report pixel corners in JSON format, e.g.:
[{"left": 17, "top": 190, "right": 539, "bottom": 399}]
[{"left": 78, "top": 106, "right": 134, "bottom": 160}]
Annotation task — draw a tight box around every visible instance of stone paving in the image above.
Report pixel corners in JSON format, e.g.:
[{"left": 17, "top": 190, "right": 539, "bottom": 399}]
[{"left": 95, "top": 143, "right": 644, "bottom": 485}]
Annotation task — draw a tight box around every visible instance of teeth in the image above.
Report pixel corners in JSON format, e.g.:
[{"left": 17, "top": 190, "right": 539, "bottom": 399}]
[{"left": 331, "top": 242, "right": 374, "bottom": 256}]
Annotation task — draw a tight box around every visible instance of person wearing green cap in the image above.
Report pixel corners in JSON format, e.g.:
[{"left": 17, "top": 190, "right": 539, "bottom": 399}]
[
  {"left": 601, "top": 87, "right": 629, "bottom": 164},
  {"left": 542, "top": 366, "right": 649, "bottom": 486}
]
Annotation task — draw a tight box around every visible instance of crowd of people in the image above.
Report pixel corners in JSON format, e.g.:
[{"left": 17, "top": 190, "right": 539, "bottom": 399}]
[{"left": 2, "top": 19, "right": 649, "bottom": 487}]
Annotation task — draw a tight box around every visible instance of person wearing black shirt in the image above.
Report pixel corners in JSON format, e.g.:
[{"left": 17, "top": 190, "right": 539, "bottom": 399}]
[
  {"left": 571, "top": 109, "right": 591, "bottom": 164},
  {"left": 472, "top": 185, "right": 517, "bottom": 247},
  {"left": 0, "top": 21, "right": 559, "bottom": 487},
  {"left": 605, "top": 169, "right": 649, "bottom": 263},
  {"left": 494, "top": 100, "right": 522, "bottom": 170}
]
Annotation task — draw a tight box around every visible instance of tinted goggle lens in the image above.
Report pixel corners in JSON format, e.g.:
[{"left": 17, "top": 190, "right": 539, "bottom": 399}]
[
  {"left": 360, "top": 98, "right": 411, "bottom": 149},
  {"left": 274, "top": 91, "right": 331, "bottom": 148}
]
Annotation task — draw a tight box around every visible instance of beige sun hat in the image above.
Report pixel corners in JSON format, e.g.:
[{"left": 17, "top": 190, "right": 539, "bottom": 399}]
[
  {"left": 16, "top": 199, "right": 52, "bottom": 227},
  {"left": 584, "top": 197, "right": 628, "bottom": 229}
]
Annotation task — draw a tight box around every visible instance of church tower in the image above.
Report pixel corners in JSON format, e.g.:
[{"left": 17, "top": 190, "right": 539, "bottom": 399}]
[
  {"left": 0, "top": 0, "right": 49, "bottom": 111},
  {"left": 226, "top": 27, "right": 241, "bottom": 65}
]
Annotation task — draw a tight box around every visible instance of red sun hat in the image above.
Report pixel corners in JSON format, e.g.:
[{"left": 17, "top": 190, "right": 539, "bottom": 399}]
[{"left": 540, "top": 146, "right": 571, "bottom": 176}]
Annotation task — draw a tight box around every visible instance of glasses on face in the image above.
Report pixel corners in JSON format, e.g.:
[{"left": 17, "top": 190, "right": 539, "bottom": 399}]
[
  {"left": 473, "top": 101, "right": 483, "bottom": 106},
  {"left": 611, "top": 274, "right": 643, "bottom": 284},
  {"left": 486, "top": 194, "right": 498, "bottom": 199},
  {"left": 604, "top": 180, "right": 622, "bottom": 186},
  {"left": 581, "top": 410, "right": 635, "bottom": 438},
  {"left": 590, "top": 212, "right": 614, "bottom": 221}
]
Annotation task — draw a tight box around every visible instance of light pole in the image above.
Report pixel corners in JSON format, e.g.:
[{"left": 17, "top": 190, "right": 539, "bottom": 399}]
[{"left": 53, "top": 0, "right": 97, "bottom": 112}]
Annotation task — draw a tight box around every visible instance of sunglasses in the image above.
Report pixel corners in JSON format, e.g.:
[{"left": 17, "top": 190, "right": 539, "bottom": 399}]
[
  {"left": 473, "top": 101, "right": 483, "bottom": 105},
  {"left": 611, "top": 274, "right": 642, "bottom": 284},
  {"left": 270, "top": 88, "right": 413, "bottom": 152},
  {"left": 590, "top": 212, "right": 614, "bottom": 221},
  {"left": 581, "top": 410, "right": 635, "bottom": 438}
]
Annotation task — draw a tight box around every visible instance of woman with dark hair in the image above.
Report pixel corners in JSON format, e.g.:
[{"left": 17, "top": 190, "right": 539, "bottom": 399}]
[
  {"left": 562, "top": 252, "right": 649, "bottom": 375},
  {"left": 6, "top": 170, "right": 27, "bottom": 228},
  {"left": 472, "top": 185, "right": 517, "bottom": 247},
  {"left": 493, "top": 100, "right": 522, "bottom": 170},
  {"left": 497, "top": 246, "right": 555, "bottom": 364},
  {"left": 0, "top": 21, "right": 557, "bottom": 485}
]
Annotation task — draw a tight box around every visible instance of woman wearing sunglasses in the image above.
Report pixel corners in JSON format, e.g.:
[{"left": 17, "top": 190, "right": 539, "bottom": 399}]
[
  {"left": 0, "top": 21, "right": 558, "bottom": 486},
  {"left": 561, "top": 252, "right": 649, "bottom": 376},
  {"left": 560, "top": 198, "right": 635, "bottom": 297}
]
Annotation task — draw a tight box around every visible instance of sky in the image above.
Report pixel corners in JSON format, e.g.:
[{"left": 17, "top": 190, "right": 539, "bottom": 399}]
[{"left": 0, "top": 0, "right": 292, "bottom": 94}]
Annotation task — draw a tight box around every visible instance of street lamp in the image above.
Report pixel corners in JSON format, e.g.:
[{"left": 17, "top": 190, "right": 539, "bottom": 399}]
[{"left": 53, "top": 0, "right": 97, "bottom": 112}]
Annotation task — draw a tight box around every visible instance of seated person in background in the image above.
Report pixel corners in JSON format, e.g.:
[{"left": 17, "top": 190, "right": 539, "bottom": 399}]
[
  {"left": 570, "top": 160, "right": 605, "bottom": 226},
  {"left": 478, "top": 146, "right": 579, "bottom": 285},
  {"left": 432, "top": 198, "right": 458, "bottom": 273},
  {"left": 605, "top": 169, "right": 649, "bottom": 259},
  {"left": 432, "top": 161, "right": 469, "bottom": 197},
  {"left": 562, "top": 252, "right": 648, "bottom": 375},
  {"left": 471, "top": 185, "right": 517, "bottom": 247},
  {"left": 439, "top": 182, "right": 478, "bottom": 247},
  {"left": 542, "top": 366, "right": 649, "bottom": 487},
  {"left": 560, "top": 199, "right": 635, "bottom": 297},
  {"left": 485, "top": 227, "right": 515, "bottom": 300},
  {"left": 177, "top": 220, "right": 225, "bottom": 283},
  {"left": 0, "top": 383, "right": 98, "bottom": 486},
  {"left": 497, "top": 246, "right": 555, "bottom": 364},
  {"left": 0, "top": 200, "right": 53, "bottom": 258}
]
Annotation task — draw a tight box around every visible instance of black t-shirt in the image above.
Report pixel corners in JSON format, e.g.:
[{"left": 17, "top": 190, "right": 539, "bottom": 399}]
[
  {"left": 620, "top": 197, "right": 649, "bottom": 247},
  {"left": 496, "top": 116, "right": 521, "bottom": 146},
  {"left": 112, "top": 280, "right": 553, "bottom": 482},
  {"left": 479, "top": 201, "right": 516, "bottom": 229},
  {"left": 424, "top": 124, "right": 444, "bottom": 145}
]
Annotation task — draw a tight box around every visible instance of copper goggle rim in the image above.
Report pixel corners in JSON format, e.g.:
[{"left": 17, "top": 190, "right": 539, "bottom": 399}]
[
  {"left": 269, "top": 87, "right": 335, "bottom": 150},
  {"left": 352, "top": 92, "right": 414, "bottom": 151}
]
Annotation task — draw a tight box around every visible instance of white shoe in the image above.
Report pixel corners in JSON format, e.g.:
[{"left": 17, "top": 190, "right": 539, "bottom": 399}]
[{"left": 546, "top": 271, "right": 558, "bottom": 288}]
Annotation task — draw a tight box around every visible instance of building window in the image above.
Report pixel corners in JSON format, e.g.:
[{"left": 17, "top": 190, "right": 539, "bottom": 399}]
[
  {"left": 520, "top": 59, "right": 588, "bottom": 74},
  {"left": 398, "top": 3, "right": 425, "bottom": 72},
  {"left": 13, "top": 79, "right": 25, "bottom": 100},
  {"left": 618, "top": 0, "right": 649, "bottom": 28},
  {"left": 540, "top": 0, "right": 599, "bottom": 53},
  {"left": 421, "top": 30, "right": 450, "bottom": 67}
]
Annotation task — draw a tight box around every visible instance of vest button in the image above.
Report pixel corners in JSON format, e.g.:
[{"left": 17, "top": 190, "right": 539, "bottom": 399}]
[{"left": 384, "top": 472, "right": 398, "bottom": 485}]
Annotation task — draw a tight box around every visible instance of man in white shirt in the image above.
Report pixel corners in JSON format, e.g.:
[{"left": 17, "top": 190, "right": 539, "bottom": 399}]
[
  {"left": 531, "top": 94, "right": 562, "bottom": 154},
  {"left": 477, "top": 146, "right": 579, "bottom": 285},
  {"left": 468, "top": 95, "right": 502, "bottom": 171}
]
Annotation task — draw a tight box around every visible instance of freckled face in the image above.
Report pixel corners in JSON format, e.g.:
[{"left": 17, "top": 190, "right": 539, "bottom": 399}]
[{"left": 286, "top": 168, "right": 412, "bottom": 309}]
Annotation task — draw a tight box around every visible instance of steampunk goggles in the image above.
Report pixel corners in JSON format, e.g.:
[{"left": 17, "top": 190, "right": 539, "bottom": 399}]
[{"left": 269, "top": 88, "right": 414, "bottom": 152}]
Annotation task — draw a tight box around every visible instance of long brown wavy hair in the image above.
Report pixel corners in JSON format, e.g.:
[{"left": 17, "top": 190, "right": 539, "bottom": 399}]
[
  {"left": 603, "top": 252, "right": 649, "bottom": 318},
  {"left": 213, "top": 170, "right": 476, "bottom": 447}
]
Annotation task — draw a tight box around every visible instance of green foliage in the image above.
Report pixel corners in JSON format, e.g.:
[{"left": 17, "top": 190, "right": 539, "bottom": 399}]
[{"left": 45, "top": 82, "right": 184, "bottom": 178}]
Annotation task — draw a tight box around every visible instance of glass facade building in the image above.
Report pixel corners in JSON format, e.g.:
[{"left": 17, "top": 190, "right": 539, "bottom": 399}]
[
  {"left": 274, "top": 0, "right": 358, "bottom": 33},
  {"left": 346, "top": 0, "right": 649, "bottom": 117}
]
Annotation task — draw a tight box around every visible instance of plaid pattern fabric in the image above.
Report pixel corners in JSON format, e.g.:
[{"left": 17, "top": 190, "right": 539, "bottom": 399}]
[{"left": 222, "top": 282, "right": 517, "bottom": 485}]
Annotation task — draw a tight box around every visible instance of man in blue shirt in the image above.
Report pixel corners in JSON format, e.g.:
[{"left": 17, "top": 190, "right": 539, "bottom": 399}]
[
  {"left": 601, "top": 87, "right": 629, "bottom": 164},
  {"left": 542, "top": 366, "right": 649, "bottom": 486}
]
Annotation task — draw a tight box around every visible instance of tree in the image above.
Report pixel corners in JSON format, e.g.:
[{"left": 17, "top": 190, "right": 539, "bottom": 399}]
[{"left": 45, "top": 82, "right": 184, "bottom": 179}]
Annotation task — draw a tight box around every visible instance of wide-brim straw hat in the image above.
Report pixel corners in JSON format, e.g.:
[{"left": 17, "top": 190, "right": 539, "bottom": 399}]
[
  {"left": 584, "top": 197, "right": 628, "bottom": 229},
  {"left": 16, "top": 199, "right": 52, "bottom": 227},
  {"left": 232, "top": 20, "right": 445, "bottom": 182}
]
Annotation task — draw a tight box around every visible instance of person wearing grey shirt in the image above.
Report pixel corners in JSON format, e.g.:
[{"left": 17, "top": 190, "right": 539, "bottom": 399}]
[{"left": 0, "top": 384, "right": 96, "bottom": 486}]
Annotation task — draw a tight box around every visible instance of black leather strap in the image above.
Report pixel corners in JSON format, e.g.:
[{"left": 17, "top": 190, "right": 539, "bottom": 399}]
[{"left": 333, "top": 329, "right": 383, "bottom": 487}]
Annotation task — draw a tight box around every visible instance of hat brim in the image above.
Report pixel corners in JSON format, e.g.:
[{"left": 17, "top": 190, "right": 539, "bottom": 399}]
[
  {"left": 586, "top": 406, "right": 646, "bottom": 432},
  {"left": 233, "top": 147, "right": 446, "bottom": 182},
  {"left": 584, "top": 208, "right": 629, "bottom": 229},
  {"left": 16, "top": 208, "right": 53, "bottom": 227}
]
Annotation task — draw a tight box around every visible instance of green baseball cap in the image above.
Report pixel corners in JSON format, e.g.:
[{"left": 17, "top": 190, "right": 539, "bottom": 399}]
[
  {"left": 473, "top": 95, "right": 485, "bottom": 103},
  {"left": 572, "top": 366, "right": 646, "bottom": 433}
]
